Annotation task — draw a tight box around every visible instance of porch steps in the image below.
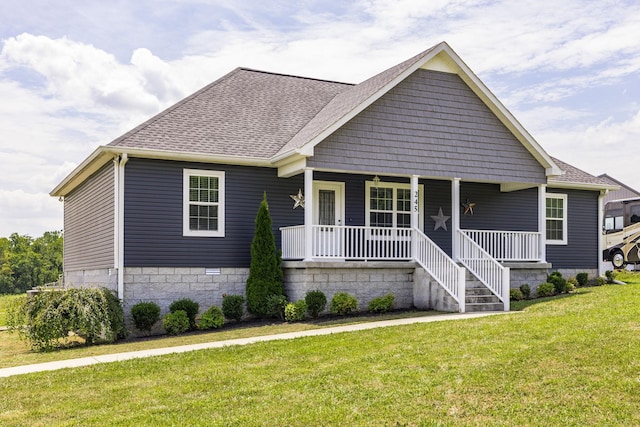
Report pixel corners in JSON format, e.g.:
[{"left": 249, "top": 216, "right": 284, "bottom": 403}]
[{"left": 464, "top": 274, "right": 504, "bottom": 312}]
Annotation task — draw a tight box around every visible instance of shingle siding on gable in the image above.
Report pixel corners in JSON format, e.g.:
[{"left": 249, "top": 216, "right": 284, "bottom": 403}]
[
  {"left": 123, "top": 158, "right": 303, "bottom": 267},
  {"left": 546, "top": 188, "right": 599, "bottom": 269},
  {"left": 64, "top": 162, "right": 115, "bottom": 271},
  {"left": 308, "top": 70, "right": 546, "bottom": 184}
]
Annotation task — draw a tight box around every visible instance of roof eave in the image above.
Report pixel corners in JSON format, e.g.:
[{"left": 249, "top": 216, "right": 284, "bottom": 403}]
[{"left": 547, "top": 181, "right": 619, "bottom": 191}]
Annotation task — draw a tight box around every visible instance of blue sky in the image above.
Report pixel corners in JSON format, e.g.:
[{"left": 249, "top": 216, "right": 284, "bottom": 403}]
[{"left": 1, "top": 0, "right": 639, "bottom": 237}]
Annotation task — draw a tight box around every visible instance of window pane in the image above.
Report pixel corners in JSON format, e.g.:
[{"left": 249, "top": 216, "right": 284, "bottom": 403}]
[
  {"left": 397, "top": 189, "right": 410, "bottom": 212},
  {"left": 370, "top": 212, "right": 393, "bottom": 227},
  {"left": 397, "top": 213, "right": 411, "bottom": 228},
  {"left": 546, "top": 219, "right": 563, "bottom": 240}
]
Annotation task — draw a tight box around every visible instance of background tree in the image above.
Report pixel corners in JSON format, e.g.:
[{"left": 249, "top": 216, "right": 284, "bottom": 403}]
[{"left": 245, "top": 193, "right": 284, "bottom": 317}]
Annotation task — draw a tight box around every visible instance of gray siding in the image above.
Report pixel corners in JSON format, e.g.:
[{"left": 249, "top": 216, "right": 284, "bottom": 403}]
[
  {"left": 124, "top": 159, "right": 303, "bottom": 267},
  {"left": 546, "top": 189, "right": 599, "bottom": 269},
  {"left": 309, "top": 69, "right": 546, "bottom": 184},
  {"left": 424, "top": 179, "right": 453, "bottom": 256},
  {"left": 64, "top": 162, "right": 115, "bottom": 271}
]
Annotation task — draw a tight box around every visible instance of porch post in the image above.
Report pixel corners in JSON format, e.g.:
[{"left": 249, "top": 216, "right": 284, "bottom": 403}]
[
  {"left": 452, "top": 178, "right": 461, "bottom": 262},
  {"left": 304, "top": 168, "right": 314, "bottom": 261},
  {"left": 538, "top": 184, "right": 547, "bottom": 262},
  {"left": 598, "top": 190, "right": 606, "bottom": 276},
  {"left": 411, "top": 175, "right": 419, "bottom": 258}
]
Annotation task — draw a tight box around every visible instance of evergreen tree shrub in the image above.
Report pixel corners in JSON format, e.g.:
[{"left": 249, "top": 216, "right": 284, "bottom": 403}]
[
  {"left": 131, "top": 301, "right": 161, "bottom": 334},
  {"left": 536, "top": 282, "right": 555, "bottom": 297},
  {"left": 222, "top": 294, "right": 245, "bottom": 322},
  {"left": 245, "top": 193, "right": 284, "bottom": 317},
  {"left": 547, "top": 271, "right": 568, "bottom": 294},
  {"left": 519, "top": 284, "right": 531, "bottom": 299},
  {"left": 265, "top": 294, "right": 288, "bottom": 320},
  {"left": 576, "top": 272, "right": 589, "bottom": 287},
  {"left": 169, "top": 298, "right": 199, "bottom": 330},
  {"left": 162, "top": 310, "right": 189, "bottom": 335},
  {"left": 305, "top": 290, "right": 327, "bottom": 318},
  {"left": 510, "top": 288, "right": 524, "bottom": 301}
]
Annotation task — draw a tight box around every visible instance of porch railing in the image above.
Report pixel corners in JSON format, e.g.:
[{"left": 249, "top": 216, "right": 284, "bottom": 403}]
[
  {"left": 414, "top": 229, "right": 466, "bottom": 312},
  {"left": 280, "top": 225, "right": 413, "bottom": 260},
  {"left": 461, "top": 229, "right": 540, "bottom": 261},
  {"left": 457, "top": 230, "right": 510, "bottom": 311}
]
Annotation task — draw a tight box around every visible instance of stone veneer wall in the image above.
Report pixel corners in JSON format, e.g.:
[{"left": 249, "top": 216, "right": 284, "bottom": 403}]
[
  {"left": 282, "top": 261, "right": 416, "bottom": 312},
  {"left": 122, "top": 267, "right": 248, "bottom": 315},
  {"left": 64, "top": 268, "right": 118, "bottom": 292}
]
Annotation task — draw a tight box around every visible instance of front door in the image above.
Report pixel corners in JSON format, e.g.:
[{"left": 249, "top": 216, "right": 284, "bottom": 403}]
[{"left": 313, "top": 181, "right": 345, "bottom": 257}]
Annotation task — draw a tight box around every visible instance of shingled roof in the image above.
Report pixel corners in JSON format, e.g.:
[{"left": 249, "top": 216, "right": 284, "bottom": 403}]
[
  {"left": 108, "top": 68, "right": 352, "bottom": 159},
  {"left": 549, "top": 157, "right": 614, "bottom": 189}
]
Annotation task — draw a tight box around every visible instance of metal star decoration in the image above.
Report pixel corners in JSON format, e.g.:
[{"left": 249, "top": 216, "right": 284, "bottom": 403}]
[
  {"left": 430, "top": 207, "right": 450, "bottom": 231},
  {"left": 462, "top": 199, "right": 476, "bottom": 215},
  {"left": 290, "top": 189, "right": 305, "bottom": 209}
]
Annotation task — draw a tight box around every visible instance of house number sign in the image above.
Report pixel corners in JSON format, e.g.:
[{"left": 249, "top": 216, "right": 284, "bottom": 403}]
[{"left": 413, "top": 190, "right": 419, "bottom": 213}]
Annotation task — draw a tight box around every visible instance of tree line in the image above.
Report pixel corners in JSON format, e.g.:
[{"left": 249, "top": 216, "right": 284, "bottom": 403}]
[{"left": 0, "top": 231, "right": 63, "bottom": 294}]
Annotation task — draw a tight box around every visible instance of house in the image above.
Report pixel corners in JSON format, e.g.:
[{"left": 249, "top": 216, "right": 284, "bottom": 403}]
[
  {"left": 598, "top": 174, "right": 639, "bottom": 204},
  {"left": 50, "top": 42, "right": 615, "bottom": 316}
]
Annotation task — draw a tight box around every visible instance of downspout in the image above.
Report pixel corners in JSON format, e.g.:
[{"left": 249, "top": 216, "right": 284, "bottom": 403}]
[
  {"left": 115, "top": 154, "right": 128, "bottom": 300},
  {"left": 538, "top": 184, "right": 547, "bottom": 263}
]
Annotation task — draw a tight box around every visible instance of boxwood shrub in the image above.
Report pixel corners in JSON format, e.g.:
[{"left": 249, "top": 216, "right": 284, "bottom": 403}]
[
  {"left": 130, "top": 301, "right": 161, "bottom": 334},
  {"left": 368, "top": 294, "right": 395, "bottom": 313},
  {"left": 163, "top": 310, "right": 190, "bottom": 335},
  {"left": 284, "top": 300, "right": 307, "bottom": 322},
  {"left": 305, "top": 290, "right": 327, "bottom": 318},
  {"left": 330, "top": 292, "right": 358, "bottom": 316},
  {"left": 222, "top": 294, "right": 245, "bottom": 322},
  {"left": 169, "top": 299, "right": 199, "bottom": 330},
  {"left": 536, "top": 282, "right": 555, "bottom": 298},
  {"left": 198, "top": 306, "right": 224, "bottom": 330}
]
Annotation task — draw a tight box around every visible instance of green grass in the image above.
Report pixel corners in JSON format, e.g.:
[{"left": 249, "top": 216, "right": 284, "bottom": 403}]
[{"left": 1, "top": 275, "right": 640, "bottom": 426}]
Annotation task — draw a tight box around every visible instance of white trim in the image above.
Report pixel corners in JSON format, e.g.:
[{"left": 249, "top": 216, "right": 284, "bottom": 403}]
[
  {"left": 183, "top": 169, "right": 225, "bottom": 237},
  {"left": 365, "top": 180, "right": 424, "bottom": 231},
  {"left": 304, "top": 169, "right": 314, "bottom": 261},
  {"left": 538, "top": 185, "right": 547, "bottom": 261},
  {"left": 545, "top": 193, "right": 568, "bottom": 245},
  {"left": 312, "top": 181, "right": 345, "bottom": 226},
  {"left": 116, "top": 154, "right": 128, "bottom": 300},
  {"left": 598, "top": 190, "right": 606, "bottom": 276},
  {"left": 452, "top": 178, "right": 461, "bottom": 261}
]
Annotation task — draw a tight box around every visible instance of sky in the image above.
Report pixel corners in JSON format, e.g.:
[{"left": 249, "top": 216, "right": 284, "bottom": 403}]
[{"left": 1, "top": 0, "right": 639, "bottom": 238}]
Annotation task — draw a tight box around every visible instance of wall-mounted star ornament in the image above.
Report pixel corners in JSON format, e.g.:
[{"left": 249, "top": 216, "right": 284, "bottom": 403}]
[
  {"left": 290, "top": 189, "right": 305, "bottom": 209},
  {"left": 462, "top": 199, "right": 476, "bottom": 215},
  {"left": 430, "top": 207, "right": 450, "bottom": 231}
]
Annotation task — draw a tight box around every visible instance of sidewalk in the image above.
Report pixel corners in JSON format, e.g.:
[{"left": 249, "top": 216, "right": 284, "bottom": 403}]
[{"left": 0, "top": 311, "right": 508, "bottom": 378}]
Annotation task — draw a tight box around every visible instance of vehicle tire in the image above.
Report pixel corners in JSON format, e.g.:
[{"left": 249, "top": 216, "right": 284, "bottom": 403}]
[{"left": 612, "top": 251, "right": 625, "bottom": 269}]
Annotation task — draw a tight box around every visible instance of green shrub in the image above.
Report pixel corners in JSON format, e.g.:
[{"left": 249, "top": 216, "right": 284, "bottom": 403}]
[
  {"left": 566, "top": 280, "right": 576, "bottom": 293},
  {"left": 131, "top": 302, "right": 161, "bottom": 333},
  {"left": 596, "top": 276, "right": 606, "bottom": 286},
  {"left": 198, "top": 306, "right": 224, "bottom": 330},
  {"left": 547, "top": 271, "right": 568, "bottom": 294},
  {"left": 510, "top": 288, "right": 524, "bottom": 301},
  {"left": 305, "top": 290, "right": 327, "bottom": 318},
  {"left": 519, "top": 284, "right": 531, "bottom": 299},
  {"left": 162, "top": 310, "right": 190, "bottom": 335},
  {"left": 265, "top": 294, "right": 288, "bottom": 320},
  {"left": 7, "top": 287, "right": 125, "bottom": 351},
  {"left": 330, "top": 292, "right": 358, "bottom": 316},
  {"left": 222, "top": 294, "right": 245, "bottom": 322},
  {"left": 368, "top": 294, "right": 395, "bottom": 313},
  {"left": 246, "top": 193, "right": 284, "bottom": 318},
  {"left": 169, "top": 299, "right": 199, "bottom": 330},
  {"left": 284, "top": 300, "right": 307, "bottom": 322},
  {"left": 536, "top": 282, "right": 555, "bottom": 298},
  {"left": 605, "top": 270, "right": 616, "bottom": 284},
  {"left": 576, "top": 272, "right": 589, "bottom": 287}
]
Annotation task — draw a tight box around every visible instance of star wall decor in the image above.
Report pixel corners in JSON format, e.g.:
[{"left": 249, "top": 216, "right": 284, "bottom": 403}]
[
  {"left": 290, "top": 189, "right": 305, "bottom": 209},
  {"left": 430, "top": 207, "right": 450, "bottom": 231},
  {"left": 462, "top": 199, "right": 476, "bottom": 215}
]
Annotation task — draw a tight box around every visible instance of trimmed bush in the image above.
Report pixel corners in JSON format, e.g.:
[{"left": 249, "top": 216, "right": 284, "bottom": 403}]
[
  {"left": 7, "top": 287, "right": 125, "bottom": 351},
  {"left": 198, "top": 306, "right": 224, "bottom": 330},
  {"left": 305, "top": 290, "right": 327, "bottom": 318},
  {"left": 169, "top": 299, "right": 199, "bottom": 330},
  {"left": 547, "top": 271, "right": 568, "bottom": 294},
  {"left": 330, "top": 292, "right": 358, "bottom": 316},
  {"left": 510, "top": 288, "right": 524, "bottom": 301},
  {"left": 368, "top": 294, "right": 395, "bottom": 314},
  {"left": 605, "top": 270, "right": 616, "bottom": 284},
  {"left": 162, "top": 310, "right": 190, "bottom": 335},
  {"left": 576, "top": 272, "right": 589, "bottom": 287},
  {"left": 265, "top": 294, "right": 288, "bottom": 320},
  {"left": 519, "top": 284, "right": 531, "bottom": 299},
  {"left": 222, "top": 294, "right": 245, "bottom": 322},
  {"left": 284, "top": 300, "right": 307, "bottom": 322},
  {"left": 131, "top": 302, "right": 161, "bottom": 334},
  {"left": 536, "top": 282, "right": 555, "bottom": 298},
  {"left": 596, "top": 276, "right": 606, "bottom": 286},
  {"left": 567, "top": 277, "right": 578, "bottom": 292},
  {"left": 245, "top": 193, "right": 284, "bottom": 318}
]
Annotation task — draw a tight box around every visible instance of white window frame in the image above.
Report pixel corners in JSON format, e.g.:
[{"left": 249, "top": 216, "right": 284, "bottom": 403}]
[
  {"left": 365, "top": 180, "right": 424, "bottom": 231},
  {"left": 546, "top": 193, "right": 567, "bottom": 245},
  {"left": 183, "top": 169, "right": 225, "bottom": 237}
]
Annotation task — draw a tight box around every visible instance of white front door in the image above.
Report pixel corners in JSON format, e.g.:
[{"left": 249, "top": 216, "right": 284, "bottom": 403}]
[{"left": 313, "top": 181, "right": 345, "bottom": 257}]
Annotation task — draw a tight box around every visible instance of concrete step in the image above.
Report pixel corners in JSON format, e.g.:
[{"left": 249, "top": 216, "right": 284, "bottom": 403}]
[
  {"left": 466, "top": 294, "right": 501, "bottom": 304},
  {"left": 465, "top": 302, "right": 504, "bottom": 312}
]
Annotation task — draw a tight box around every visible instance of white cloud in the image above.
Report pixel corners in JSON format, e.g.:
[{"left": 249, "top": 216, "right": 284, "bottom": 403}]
[{"left": 0, "top": 189, "right": 62, "bottom": 237}]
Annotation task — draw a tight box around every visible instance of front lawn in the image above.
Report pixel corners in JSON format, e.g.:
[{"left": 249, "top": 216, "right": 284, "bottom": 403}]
[{"left": 1, "top": 276, "right": 639, "bottom": 426}]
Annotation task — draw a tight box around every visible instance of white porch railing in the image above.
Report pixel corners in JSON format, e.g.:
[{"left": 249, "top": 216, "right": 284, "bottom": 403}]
[
  {"left": 457, "top": 230, "right": 510, "bottom": 311},
  {"left": 462, "top": 229, "right": 541, "bottom": 261},
  {"left": 414, "top": 229, "right": 466, "bottom": 312}
]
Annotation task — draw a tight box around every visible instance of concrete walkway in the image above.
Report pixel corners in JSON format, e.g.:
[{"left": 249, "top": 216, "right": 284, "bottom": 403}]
[{"left": 0, "top": 311, "right": 508, "bottom": 378}]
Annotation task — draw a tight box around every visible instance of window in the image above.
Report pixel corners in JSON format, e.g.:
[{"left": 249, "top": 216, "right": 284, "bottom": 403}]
[
  {"left": 183, "top": 169, "right": 225, "bottom": 237},
  {"left": 366, "top": 181, "right": 423, "bottom": 230},
  {"left": 546, "top": 194, "right": 567, "bottom": 244}
]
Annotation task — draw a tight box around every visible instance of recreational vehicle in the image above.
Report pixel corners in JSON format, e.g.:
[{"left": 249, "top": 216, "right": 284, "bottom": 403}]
[{"left": 603, "top": 197, "right": 640, "bottom": 268}]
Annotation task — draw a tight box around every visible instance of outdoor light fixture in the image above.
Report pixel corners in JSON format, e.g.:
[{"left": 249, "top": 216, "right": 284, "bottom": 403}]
[{"left": 373, "top": 175, "right": 380, "bottom": 187}]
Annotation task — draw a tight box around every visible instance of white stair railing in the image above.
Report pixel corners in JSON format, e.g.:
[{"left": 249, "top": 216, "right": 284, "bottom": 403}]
[
  {"left": 414, "top": 228, "right": 466, "bottom": 312},
  {"left": 457, "top": 230, "right": 510, "bottom": 311}
]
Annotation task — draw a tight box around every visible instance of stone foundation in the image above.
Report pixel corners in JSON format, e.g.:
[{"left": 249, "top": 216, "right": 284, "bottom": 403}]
[
  {"left": 64, "top": 268, "right": 118, "bottom": 293},
  {"left": 282, "top": 261, "right": 416, "bottom": 313}
]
